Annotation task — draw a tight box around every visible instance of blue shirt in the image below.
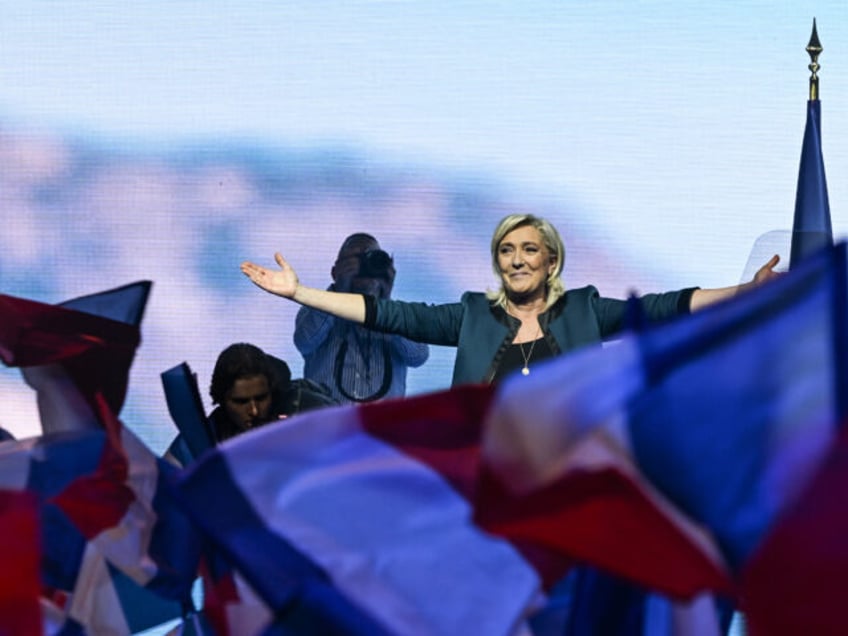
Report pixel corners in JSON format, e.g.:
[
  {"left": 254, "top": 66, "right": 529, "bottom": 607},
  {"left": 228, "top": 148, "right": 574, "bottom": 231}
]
[{"left": 294, "top": 305, "right": 429, "bottom": 404}]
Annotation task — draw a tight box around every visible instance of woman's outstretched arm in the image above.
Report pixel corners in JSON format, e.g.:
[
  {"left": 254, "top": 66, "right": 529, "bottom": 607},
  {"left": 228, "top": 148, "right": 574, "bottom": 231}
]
[
  {"left": 241, "top": 252, "right": 367, "bottom": 323},
  {"left": 690, "top": 254, "right": 782, "bottom": 311}
]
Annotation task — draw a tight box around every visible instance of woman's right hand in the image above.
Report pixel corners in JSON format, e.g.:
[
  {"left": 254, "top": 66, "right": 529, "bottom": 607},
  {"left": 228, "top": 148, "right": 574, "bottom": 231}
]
[
  {"left": 241, "top": 252, "right": 299, "bottom": 298},
  {"left": 242, "top": 252, "right": 368, "bottom": 323}
]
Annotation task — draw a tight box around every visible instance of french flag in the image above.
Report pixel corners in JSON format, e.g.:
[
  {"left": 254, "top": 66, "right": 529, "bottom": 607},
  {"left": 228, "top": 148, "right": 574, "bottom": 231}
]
[
  {"left": 178, "top": 388, "right": 543, "bottom": 635},
  {"left": 0, "top": 281, "right": 200, "bottom": 635},
  {"left": 176, "top": 384, "right": 732, "bottom": 635},
  {"left": 0, "top": 281, "right": 151, "bottom": 434},
  {"left": 0, "top": 404, "right": 200, "bottom": 635}
]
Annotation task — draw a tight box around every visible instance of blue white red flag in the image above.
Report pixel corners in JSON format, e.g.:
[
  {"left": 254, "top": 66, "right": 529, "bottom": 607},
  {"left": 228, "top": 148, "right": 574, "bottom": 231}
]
[
  {"left": 488, "top": 241, "right": 847, "bottom": 633},
  {"left": 0, "top": 414, "right": 199, "bottom": 634},
  {"left": 177, "top": 385, "right": 726, "bottom": 634},
  {"left": 0, "top": 281, "right": 151, "bottom": 434},
  {"left": 178, "top": 388, "right": 544, "bottom": 635},
  {"left": 0, "top": 281, "right": 201, "bottom": 634}
]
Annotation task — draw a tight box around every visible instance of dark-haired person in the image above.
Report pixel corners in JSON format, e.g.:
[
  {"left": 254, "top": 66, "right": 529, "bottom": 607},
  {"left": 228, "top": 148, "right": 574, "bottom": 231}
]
[
  {"left": 244, "top": 215, "right": 780, "bottom": 386},
  {"left": 294, "top": 233, "right": 429, "bottom": 404},
  {"left": 207, "top": 342, "right": 285, "bottom": 441},
  {"left": 166, "top": 343, "right": 336, "bottom": 466}
]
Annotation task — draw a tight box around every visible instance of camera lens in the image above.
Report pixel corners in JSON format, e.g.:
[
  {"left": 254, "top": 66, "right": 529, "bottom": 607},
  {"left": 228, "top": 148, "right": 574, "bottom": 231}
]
[{"left": 359, "top": 250, "right": 393, "bottom": 279}]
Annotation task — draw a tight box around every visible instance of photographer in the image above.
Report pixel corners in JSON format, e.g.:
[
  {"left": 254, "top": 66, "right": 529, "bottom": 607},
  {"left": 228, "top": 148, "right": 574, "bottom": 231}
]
[{"left": 293, "top": 233, "right": 429, "bottom": 404}]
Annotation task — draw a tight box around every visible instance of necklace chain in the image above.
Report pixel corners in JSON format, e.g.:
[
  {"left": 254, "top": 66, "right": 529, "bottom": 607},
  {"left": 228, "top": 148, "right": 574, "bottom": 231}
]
[
  {"left": 508, "top": 303, "right": 542, "bottom": 376},
  {"left": 518, "top": 338, "right": 539, "bottom": 375}
]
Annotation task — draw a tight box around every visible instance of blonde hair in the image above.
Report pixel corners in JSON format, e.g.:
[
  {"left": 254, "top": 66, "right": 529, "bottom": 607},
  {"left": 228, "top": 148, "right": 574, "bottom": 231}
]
[{"left": 486, "top": 214, "right": 566, "bottom": 311}]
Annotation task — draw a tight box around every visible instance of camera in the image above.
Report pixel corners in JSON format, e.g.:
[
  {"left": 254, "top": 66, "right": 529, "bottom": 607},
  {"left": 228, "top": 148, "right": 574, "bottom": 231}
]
[{"left": 358, "top": 249, "right": 394, "bottom": 280}]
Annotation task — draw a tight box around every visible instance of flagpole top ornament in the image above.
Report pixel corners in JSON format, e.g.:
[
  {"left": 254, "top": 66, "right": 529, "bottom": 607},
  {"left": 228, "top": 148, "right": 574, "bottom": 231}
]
[{"left": 806, "top": 18, "right": 822, "bottom": 101}]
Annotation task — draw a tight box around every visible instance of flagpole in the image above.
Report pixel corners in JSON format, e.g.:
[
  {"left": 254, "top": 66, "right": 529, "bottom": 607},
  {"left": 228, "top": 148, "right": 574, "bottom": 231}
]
[
  {"left": 789, "top": 18, "right": 832, "bottom": 269},
  {"left": 807, "top": 18, "right": 821, "bottom": 101}
]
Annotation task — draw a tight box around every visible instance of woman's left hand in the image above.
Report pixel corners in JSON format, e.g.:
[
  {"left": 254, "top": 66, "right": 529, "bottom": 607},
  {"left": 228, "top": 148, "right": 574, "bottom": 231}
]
[
  {"left": 690, "top": 254, "right": 783, "bottom": 311},
  {"left": 753, "top": 254, "right": 782, "bottom": 286}
]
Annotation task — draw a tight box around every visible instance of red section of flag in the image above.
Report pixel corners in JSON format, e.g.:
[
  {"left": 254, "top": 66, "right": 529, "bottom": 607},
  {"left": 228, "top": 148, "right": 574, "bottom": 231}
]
[
  {"left": 360, "top": 383, "right": 730, "bottom": 598},
  {"left": 200, "top": 556, "right": 243, "bottom": 636},
  {"left": 742, "top": 427, "right": 848, "bottom": 636},
  {"left": 0, "top": 490, "right": 42, "bottom": 635},
  {"left": 475, "top": 462, "right": 732, "bottom": 596},
  {"left": 359, "top": 384, "right": 493, "bottom": 500},
  {"left": 49, "top": 395, "right": 134, "bottom": 539}
]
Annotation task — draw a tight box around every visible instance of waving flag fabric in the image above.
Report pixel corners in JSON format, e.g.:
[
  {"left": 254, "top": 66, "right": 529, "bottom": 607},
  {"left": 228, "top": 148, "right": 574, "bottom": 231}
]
[
  {"left": 161, "top": 362, "right": 215, "bottom": 463},
  {"left": 627, "top": 243, "right": 844, "bottom": 572},
  {"left": 0, "top": 417, "right": 199, "bottom": 634},
  {"left": 178, "top": 391, "right": 543, "bottom": 636},
  {"left": 0, "top": 281, "right": 202, "bottom": 635},
  {"left": 0, "top": 281, "right": 152, "bottom": 434},
  {"left": 175, "top": 382, "right": 723, "bottom": 634},
  {"left": 741, "top": 427, "right": 848, "bottom": 636},
  {"left": 57, "top": 281, "right": 151, "bottom": 325},
  {"left": 491, "top": 241, "right": 844, "bottom": 566}
]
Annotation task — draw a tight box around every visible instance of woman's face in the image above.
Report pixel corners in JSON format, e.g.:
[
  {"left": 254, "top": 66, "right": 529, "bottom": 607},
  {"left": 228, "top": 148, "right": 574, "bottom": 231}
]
[{"left": 497, "top": 225, "right": 554, "bottom": 302}]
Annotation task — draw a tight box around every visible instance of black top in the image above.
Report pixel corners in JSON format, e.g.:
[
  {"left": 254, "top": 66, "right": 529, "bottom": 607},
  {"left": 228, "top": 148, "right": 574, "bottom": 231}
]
[{"left": 491, "top": 336, "right": 555, "bottom": 383}]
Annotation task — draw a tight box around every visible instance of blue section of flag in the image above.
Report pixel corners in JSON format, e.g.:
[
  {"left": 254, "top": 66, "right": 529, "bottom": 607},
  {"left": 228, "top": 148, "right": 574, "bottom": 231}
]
[
  {"left": 27, "top": 431, "right": 107, "bottom": 497},
  {"left": 161, "top": 362, "right": 215, "bottom": 461},
  {"left": 630, "top": 243, "right": 846, "bottom": 570},
  {"left": 144, "top": 459, "right": 203, "bottom": 601},
  {"left": 109, "top": 565, "right": 185, "bottom": 634},
  {"left": 58, "top": 281, "right": 152, "bottom": 326},
  {"left": 40, "top": 502, "right": 87, "bottom": 591},
  {"left": 790, "top": 100, "right": 833, "bottom": 268}
]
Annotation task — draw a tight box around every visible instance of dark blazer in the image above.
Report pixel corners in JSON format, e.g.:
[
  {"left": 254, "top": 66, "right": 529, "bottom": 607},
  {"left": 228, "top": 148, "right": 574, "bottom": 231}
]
[{"left": 365, "top": 287, "right": 695, "bottom": 386}]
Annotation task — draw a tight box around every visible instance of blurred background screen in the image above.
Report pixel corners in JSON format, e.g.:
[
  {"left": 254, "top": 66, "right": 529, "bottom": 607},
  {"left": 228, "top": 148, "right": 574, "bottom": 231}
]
[{"left": 1, "top": 2, "right": 846, "bottom": 453}]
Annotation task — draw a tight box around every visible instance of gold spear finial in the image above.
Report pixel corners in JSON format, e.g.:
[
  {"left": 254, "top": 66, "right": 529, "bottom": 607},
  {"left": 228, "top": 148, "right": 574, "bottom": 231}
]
[{"left": 807, "top": 18, "right": 822, "bottom": 101}]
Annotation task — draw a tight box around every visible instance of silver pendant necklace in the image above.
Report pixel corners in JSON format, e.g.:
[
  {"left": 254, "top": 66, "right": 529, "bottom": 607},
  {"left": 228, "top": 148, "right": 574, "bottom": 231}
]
[
  {"left": 518, "top": 337, "right": 538, "bottom": 375},
  {"left": 508, "top": 302, "right": 542, "bottom": 376}
]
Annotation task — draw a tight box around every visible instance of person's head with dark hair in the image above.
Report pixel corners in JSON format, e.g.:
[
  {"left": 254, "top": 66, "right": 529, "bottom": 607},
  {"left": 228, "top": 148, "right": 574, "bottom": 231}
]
[{"left": 208, "top": 342, "right": 291, "bottom": 441}]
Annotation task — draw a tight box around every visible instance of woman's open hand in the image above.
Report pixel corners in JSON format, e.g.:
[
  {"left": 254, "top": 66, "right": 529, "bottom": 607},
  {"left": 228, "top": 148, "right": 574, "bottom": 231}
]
[{"left": 241, "top": 252, "right": 299, "bottom": 298}]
